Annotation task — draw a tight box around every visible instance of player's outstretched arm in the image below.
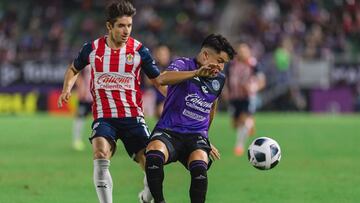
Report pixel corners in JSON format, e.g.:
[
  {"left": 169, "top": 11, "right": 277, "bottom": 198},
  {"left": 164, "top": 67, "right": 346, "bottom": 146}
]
[
  {"left": 150, "top": 78, "right": 168, "bottom": 97},
  {"left": 58, "top": 63, "right": 80, "bottom": 108},
  {"left": 156, "top": 63, "right": 220, "bottom": 85}
]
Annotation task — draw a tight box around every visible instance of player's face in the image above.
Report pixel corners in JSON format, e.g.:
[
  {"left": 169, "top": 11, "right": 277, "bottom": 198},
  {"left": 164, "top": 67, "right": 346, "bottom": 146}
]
[
  {"left": 155, "top": 46, "right": 171, "bottom": 66},
  {"left": 237, "top": 43, "right": 251, "bottom": 61},
  {"left": 107, "top": 16, "right": 133, "bottom": 45},
  {"left": 202, "top": 48, "right": 230, "bottom": 71}
]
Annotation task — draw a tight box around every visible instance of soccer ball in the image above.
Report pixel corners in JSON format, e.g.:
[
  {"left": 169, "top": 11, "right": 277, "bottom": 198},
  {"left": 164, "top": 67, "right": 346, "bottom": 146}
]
[{"left": 247, "top": 137, "right": 281, "bottom": 170}]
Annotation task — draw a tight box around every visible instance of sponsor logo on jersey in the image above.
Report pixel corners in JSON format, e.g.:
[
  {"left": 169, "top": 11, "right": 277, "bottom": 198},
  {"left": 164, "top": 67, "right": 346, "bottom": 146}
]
[
  {"left": 182, "top": 109, "right": 206, "bottom": 121},
  {"left": 185, "top": 93, "right": 212, "bottom": 113},
  {"left": 201, "top": 86, "right": 208, "bottom": 93},
  {"left": 95, "top": 73, "right": 133, "bottom": 90},
  {"left": 95, "top": 55, "right": 104, "bottom": 62}
]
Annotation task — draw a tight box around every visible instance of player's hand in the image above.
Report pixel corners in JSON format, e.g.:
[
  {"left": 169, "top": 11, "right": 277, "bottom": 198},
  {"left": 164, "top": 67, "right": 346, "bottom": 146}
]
[
  {"left": 57, "top": 91, "right": 71, "bottom": 108},
  {"left": 209, "top": 143, "right": 221, "bottom": 161},
  {"left": 195, "top": 63, "right": 220, "bottom": 78}
]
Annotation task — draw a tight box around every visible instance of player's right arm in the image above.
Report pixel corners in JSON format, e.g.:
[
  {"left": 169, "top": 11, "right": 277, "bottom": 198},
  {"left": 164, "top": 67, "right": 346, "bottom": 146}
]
[
  {"left": 58, "top": 64, "right": 80, "bottom": 107},
  {"left": 139, "top": 46, "right": 219, "bottom": 87},
  {"left": 58, "top": 42, "right": 92, "bottom": 108}
]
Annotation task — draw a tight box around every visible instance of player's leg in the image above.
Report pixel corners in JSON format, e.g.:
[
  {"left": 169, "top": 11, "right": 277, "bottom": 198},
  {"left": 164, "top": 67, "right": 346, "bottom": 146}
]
[
  {"left": 187, "top": 149, "right": 209, "bottom": 203},
  {"left": 135, "top": 149, "right": 153, "bottom": 203},
  {"left": 121, "top": 117, "right": 154, "bottom": 203},
  {"left": 145, "top": 139, "right": 169, "bottom": 203},
  {"left": 72, "top": 102, "right": 87, "bottom": 151},
  {"left": 234, "top": 113, "right": 249, "bottom": 156},
  {"left": 90, "top": 120, "right": 117, "bottom": 203},
  {"left": 232, "top": 99, "right": 252, "bottom": 156},
  {"left": 92, "top": 137, "right": 114, "bottom": 203}
]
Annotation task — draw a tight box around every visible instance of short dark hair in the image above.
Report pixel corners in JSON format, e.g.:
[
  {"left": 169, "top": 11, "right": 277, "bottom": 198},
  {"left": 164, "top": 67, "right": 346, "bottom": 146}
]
[
  {"left": 106, "top": 0, "right": 136, "bottom": 25},
  {"left": 201, "top": 34, "right": 236, "bottom": 60}
]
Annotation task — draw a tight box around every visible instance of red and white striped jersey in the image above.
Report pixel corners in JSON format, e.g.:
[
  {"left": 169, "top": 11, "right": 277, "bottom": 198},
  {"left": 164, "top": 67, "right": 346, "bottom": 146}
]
[
  {"left": 225, "top": 57, "right": 259, "bottom": 100},
  {"left": 73, "top": 36, "right": 160, "bottom": 119}
]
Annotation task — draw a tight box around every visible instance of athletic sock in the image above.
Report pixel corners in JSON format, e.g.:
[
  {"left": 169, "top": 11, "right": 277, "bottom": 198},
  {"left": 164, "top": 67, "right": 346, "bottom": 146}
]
[
  {"left": 73, "top": 118, "right": 84, "bottom": 142},
  {"left": 145, "top": 150, "right": 165, "bottom": 203},
  {"left": 235, "top": 125, "right": 249, "bottom": 149},
  {"left": 189, "top": 160, "right": 208, "bottom": 203},
  {"left": 94, "top": 159, "right": 113, "bottom": 203}
]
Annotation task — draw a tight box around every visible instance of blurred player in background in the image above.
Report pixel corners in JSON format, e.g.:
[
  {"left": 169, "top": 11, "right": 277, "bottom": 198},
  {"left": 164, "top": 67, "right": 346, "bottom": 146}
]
[
  {"left": 72, "top": 65, "right": 92, "bottom": 151},
  {"left": 223, "top": 42, "right": 266, "bottom": 156},
  {"left": 153, "top": 44, "right": 171, "bottom": 118},
  {"left": 57, "top": 1, "right": 219, "bottom": 203},
  {"left": 145, "top": 34, "right": 236, "bottom": 203}
]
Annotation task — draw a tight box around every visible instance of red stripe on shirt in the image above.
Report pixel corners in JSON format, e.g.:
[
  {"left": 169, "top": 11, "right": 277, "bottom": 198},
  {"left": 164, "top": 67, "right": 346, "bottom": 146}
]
[
  {"left": 98, "top": 89, "right": 112, "bottom": 118},
  {"left": 111, "top": 90, "right": 125, "bottom": 117},
  {"left": 95, "top": 37, "right": 105, "bottom": 72},
  {"left": 125, "top": 89, "right": 138, "bottom": 117}
]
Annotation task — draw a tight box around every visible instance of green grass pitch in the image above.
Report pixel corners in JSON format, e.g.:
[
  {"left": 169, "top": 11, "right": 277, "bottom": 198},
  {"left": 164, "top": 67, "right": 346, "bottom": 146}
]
[{"left": 0, "top": 113, "right": 359, "bottom": 203}]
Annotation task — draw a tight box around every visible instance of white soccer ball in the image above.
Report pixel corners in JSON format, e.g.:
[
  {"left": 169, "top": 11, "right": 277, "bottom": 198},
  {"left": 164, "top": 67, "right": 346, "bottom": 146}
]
[{"left": 247, "top": 137, "right": 281, "bottom": 170}]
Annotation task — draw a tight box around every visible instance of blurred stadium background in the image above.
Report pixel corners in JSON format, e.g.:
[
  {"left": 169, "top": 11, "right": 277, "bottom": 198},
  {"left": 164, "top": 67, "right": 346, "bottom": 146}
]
[{"left": 1, "top": 0, "right": 360, "bottom": 202}]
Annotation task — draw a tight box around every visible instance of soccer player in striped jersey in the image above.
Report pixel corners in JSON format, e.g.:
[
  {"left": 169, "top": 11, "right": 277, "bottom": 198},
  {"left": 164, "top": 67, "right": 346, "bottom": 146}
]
[
  {"left": 144, "top": 34, "right": 236, "bottom": 203},
  {"left": 57, "top": 1, "right": 219, "bottom": 203},
  {"left": 223, "top": 43, "right": 266, "bottom": 156}
]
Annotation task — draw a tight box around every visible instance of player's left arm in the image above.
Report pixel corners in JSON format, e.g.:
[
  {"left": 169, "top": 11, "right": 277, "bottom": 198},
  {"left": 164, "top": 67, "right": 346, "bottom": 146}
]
[
  {"left": 138, "top": 46, "right": 168, "bottom": 96},
  {"left": 208, "top": 99, "right": 221, "bottom": 160},
  {"left": 58, "top": 42, "right": 91, "bottom": 108},
  {"left": 252, "top": 64, "right": 266, "bottom": 92},
  {"left": 254, "top": 72, "right": 266, "bottom": 91}
]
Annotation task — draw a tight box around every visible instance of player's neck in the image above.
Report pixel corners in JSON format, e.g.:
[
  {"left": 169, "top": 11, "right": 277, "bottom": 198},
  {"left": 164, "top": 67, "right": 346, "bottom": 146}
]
[{"left": 106, "top": 36, "right": 125, "bottom": 50}]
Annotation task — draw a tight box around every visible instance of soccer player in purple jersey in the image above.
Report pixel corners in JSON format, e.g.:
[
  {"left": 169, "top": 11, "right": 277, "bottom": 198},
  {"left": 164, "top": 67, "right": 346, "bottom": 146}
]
[{"left": 144, "top": 34, "right": 236, "bottom": 203}]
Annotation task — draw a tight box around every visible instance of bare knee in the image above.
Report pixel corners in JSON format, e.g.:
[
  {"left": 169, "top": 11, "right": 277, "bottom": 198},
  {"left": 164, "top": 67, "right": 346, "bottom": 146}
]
[
  {"left": 92, "top": 137, "right": 112, "bottom": 160},
  {"left": 93, "top": 148, "right": 111, "bottom": 159},
  {"left": 146, "top": 140, "right": 169, "bottom": 162}
]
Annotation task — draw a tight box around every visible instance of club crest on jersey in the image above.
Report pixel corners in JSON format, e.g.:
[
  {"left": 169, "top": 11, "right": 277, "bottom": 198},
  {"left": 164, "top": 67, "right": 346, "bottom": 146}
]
[
  {"left": 212, "top": 80, "right": 220, "bottom": 91},
  {"left": 126, "top": 54, "right": 134, "bottom": 65}
]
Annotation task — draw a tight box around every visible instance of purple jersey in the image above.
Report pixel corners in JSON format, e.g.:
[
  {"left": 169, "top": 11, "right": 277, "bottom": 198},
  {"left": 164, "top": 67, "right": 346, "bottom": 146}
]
[{"left": 155, "top": 58, "right": 226, "bottom": 138}]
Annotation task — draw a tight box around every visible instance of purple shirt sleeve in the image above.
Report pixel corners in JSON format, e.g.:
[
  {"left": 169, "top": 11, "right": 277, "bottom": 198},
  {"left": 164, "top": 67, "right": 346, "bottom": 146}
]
[{"left": 166, "top": 59, "right": 189, "bottom": 72}]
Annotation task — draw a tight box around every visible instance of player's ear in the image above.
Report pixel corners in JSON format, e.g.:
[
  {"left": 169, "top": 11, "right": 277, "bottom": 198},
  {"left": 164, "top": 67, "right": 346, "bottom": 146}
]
[
  {"left": 201, "top": 49, "right": 209, "bottom": 61},
  {"left": 106, "top": 21, "right": 112, "bottom": 30}
]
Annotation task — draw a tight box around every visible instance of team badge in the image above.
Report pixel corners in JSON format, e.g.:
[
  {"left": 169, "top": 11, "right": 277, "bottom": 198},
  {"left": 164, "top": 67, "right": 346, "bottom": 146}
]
[
  {"left": 126, "top": 53, "right": 134, "bottom": 65},
  {"left": 212, "top": 80, "right": 220, "bottom": 91}
]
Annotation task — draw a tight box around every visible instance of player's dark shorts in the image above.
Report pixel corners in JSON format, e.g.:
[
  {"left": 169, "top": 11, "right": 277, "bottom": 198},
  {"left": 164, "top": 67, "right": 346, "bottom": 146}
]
[
  {"left": 89, "top": 117, "right": 150, "bottom": 160},
  {"left": 77, "top": 101, "right": 92, "bottom": 118},
  {"left": 229, "top": 98, "right": 256, "bottom": 118},
  {"left": 149, "top": 128, "right": 213, "bottom": 170}
]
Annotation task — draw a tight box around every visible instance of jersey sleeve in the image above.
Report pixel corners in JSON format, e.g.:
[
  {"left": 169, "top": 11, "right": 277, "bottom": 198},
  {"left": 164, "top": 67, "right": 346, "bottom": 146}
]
[
  {"left": 138, "top": 45, "right": 160, "bottom": 79},
  {"left": 166, "top": 58, "right": 189, "bottom": 72},
  {"left": 73, "top": 42, "right": 92, "bottom": 71}
]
